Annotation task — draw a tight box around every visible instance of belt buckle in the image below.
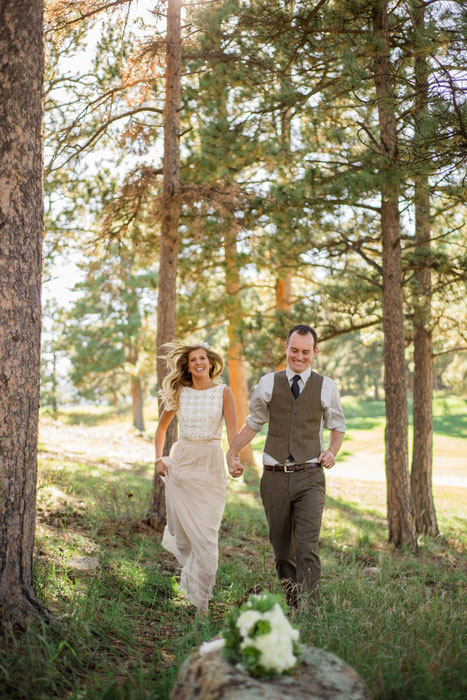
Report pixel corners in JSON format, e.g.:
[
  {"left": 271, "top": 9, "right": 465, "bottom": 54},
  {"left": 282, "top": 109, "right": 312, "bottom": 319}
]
[{"left": 283, "top": 463, "right": 294, "bottom": 473}]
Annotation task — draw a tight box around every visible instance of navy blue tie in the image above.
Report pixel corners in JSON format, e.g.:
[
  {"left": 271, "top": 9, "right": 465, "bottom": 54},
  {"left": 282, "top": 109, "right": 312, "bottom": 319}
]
[
  {"left": 291, "top": 374, "right": 300, "bottom": 399},
  {"left": 287, "top": 375, "right": 301, "bottom": 463}
]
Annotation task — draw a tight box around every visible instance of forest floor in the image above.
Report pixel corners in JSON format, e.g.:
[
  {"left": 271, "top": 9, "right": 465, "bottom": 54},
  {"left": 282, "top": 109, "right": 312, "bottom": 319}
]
[{"left": 1, "top": 397, "right": 465, "bottom": 700}]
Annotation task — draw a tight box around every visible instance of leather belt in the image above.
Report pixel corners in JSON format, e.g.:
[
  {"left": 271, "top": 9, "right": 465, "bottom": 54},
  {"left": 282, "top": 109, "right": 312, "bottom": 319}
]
[{"left": 264, "top": 462, "right": 321, "bottom": 473}]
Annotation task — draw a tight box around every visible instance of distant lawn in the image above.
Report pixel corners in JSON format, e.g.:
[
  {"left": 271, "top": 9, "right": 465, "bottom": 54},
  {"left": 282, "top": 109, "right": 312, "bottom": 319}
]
[
  {"left": 249, "top": 395, "right": 466, "bottom": 463},
  {"left": 341, "top": 395, "right": 466, "bottom": 439}
]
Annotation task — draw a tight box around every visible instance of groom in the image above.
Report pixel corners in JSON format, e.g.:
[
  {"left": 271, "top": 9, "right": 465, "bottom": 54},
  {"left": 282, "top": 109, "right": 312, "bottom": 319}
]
[{"left": 227, "top": 324, "right": 345, "bottom": 605}]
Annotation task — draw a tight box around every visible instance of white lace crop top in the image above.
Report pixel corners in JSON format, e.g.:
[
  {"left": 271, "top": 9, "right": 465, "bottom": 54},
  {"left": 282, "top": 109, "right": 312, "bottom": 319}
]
[{"left": 178, "top": 384, "right": 225, "bottom": 440}]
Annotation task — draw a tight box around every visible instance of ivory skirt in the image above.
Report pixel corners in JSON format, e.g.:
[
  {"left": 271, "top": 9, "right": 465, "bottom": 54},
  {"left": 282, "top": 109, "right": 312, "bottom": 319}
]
[{"left": 161, "top": 437, "right": 227, "bottom": 611}]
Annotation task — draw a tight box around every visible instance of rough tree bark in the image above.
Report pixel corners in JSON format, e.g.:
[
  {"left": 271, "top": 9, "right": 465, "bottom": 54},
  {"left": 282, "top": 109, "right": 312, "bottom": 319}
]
[
  {"left": 372, "top": 2, "right": 417, "bottom": 549},
  {"left": 130, "top": 376, "right": 145, "bottom": 432},
  {"left": 0, "top": 0, "right": 50, "bottom": 625},
  {"left": 128, "top": 341, "right": 145, "bottom": 432},
  {"left": 225, "top": 235, "right": 254, "bottom": 466},
  {"left": 410, "top": 0, "right": 438, "bottom": 536},
  {"left": 275, "top": 273, "right": 292, "bottom": 370},
  {"left": 147, "top": 0, "right": 182, "bottom": 530},
  {"left": 275, "top": 93, "right": 293, "bottom": 372}
]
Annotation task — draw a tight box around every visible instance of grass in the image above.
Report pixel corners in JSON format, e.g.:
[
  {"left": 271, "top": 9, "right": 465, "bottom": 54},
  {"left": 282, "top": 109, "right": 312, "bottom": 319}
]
[
  {"left": 1, "top": 398, "right": 466, "bottom": 699},
  {"left": 341, "top": 395, "right": 467, "bottom": 440}
]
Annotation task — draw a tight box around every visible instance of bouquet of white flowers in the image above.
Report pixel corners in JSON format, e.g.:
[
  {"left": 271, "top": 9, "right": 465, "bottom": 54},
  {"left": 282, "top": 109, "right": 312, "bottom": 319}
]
[{"left": 221, "top": 591, "right": 300, "bottom": 678}]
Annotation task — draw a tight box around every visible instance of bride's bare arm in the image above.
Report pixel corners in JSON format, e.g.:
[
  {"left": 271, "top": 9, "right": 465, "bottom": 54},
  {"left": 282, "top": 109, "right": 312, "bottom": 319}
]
[
  {"left": 155, "top": 409, "right": 176, "bottom": 476},
  {"left": 223, "top": 386, "right": 238, "bottom": 447},
  {"left": 223, "top": 387, "right": 243, "bottom": 478}
]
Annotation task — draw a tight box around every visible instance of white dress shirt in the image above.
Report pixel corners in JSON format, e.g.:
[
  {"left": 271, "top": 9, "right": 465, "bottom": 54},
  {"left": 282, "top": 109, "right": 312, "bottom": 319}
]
[{"left": 246, "top": 365, "right": 346, "bottom": 466}]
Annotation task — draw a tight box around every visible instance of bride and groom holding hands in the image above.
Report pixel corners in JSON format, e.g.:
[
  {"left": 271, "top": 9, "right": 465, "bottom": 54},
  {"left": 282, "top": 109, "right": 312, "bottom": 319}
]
[{"left": 155, "top": 323, "right": 345, "bottom": 613}]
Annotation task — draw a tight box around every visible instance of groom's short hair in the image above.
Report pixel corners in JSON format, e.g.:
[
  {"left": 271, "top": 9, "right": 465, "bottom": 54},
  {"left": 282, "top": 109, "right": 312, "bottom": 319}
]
[{"left": 287, "top": 324, "right": 318, "bottom": 347}]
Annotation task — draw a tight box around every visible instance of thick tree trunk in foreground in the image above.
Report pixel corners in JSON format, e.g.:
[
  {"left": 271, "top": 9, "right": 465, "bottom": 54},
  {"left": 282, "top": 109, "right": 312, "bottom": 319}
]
[
  {"left": 148, "top": 0, "right": 182, "bottom": 530},
  {"left": 410, "top": 1, "right": 438, "bottom": 536},
  {"left": 0, "top": 0, "right": 49, "bottom": 625},
  {"left": 372, "top": 2, "right": 417, "bottom": 550},
  {"left": 225, "top": 236, "right": 254, "bottom": 466}
]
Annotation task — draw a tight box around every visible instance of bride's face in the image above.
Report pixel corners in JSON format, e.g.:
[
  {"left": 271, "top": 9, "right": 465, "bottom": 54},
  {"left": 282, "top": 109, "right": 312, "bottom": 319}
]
[{"left": 188, "top": 348, "right": 212, "bottom": 379}]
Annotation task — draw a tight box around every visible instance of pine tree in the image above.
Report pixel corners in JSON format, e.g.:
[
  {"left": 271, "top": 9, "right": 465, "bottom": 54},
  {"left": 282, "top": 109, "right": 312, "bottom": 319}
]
[
  {"left": 0, "top": 0, "right": 50, "bottom": 624},
  {"left": 62, "top": 244, "right": 158, "bottom": 431},
  {"left": 148, "top": 0, "right": 183, "bottom": 530},
  {"left": 370, "top": 1, "right": 416, "bottom": 549},
  {"left": 408, "top": 0, "right": 438, "bottom": 536}
]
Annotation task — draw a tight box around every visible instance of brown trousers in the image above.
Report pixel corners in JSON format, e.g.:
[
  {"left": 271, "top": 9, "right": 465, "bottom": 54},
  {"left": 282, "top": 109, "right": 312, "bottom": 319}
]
[{"left": 260, "top": 466, "right": 326, "bottom": 604}]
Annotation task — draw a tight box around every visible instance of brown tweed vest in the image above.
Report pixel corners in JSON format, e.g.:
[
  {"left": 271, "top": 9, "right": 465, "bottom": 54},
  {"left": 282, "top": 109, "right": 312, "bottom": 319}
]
[{"left": 264, "top": 370, "right": 324, "bottom": 463}]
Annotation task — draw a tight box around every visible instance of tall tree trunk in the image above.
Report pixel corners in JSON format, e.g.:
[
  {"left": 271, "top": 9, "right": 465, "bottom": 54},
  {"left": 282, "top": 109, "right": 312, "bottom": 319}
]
[
  {"left": 0, "top": 0, "right": 49, "bottom": 625},
  {"left": 275, "top": 274, "right": 292, "bottom": 370},
  {"left": 51, "top": 349, "right": 58, "bottom": 418},
  {"left": 410, "top": 1, "right": 438, "bottom": 536},
  {"left": 130, "top": 377, "right": 145, "bottom": 432},
  {"left": 372, "top": 2, "right": 417, "bottom": 550},
  {"left": 373, "top": 380, "right": 380, "bottom": 402},
  {"left": 147, "top": 0, "right": 182, "bottom": 530},
  {"left": 128, "top": 343, "right": 145, "bottom": 432},
  {"left": 225, "top": 235, "right": 255, "bottom": 466}
]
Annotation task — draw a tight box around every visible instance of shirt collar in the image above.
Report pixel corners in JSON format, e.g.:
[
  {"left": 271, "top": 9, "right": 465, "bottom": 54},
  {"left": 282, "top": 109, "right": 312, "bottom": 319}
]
[{"left": 286, "top": 365, "right": 311, "bottom": 384}]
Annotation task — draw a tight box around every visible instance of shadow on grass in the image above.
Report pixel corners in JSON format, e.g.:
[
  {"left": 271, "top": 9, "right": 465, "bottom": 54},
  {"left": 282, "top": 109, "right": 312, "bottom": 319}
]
[
  {"left": 345, "top": 416, "right": 385, "bottom": 431},
  {"left": 432, "top": 414, "right": 466, "bottom": 440},
  {"left": 322, "top": 494, "right": 388, "bottom": 551}
]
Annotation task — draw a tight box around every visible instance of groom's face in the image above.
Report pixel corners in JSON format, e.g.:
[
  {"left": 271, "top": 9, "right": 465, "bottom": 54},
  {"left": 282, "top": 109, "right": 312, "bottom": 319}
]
[{"left": 285, "top": 331, "right": 318, "bottom": 374}]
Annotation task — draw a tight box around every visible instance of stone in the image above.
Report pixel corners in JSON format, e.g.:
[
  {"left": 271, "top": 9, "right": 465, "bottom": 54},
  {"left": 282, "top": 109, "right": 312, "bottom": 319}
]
[
  {"left": 66, "top": 556, "right": 100, "bottom": 573},
  {"left": 170, "top": 640, "right": 371, "bottom": 700}
]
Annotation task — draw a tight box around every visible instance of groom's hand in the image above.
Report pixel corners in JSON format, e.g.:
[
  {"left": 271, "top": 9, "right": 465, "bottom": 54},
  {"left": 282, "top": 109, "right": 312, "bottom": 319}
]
[
  {"left": 227, "top": 452, "right": 243, "bottom": 478},
  {"left": 318, "top": 449, "right": 335, "bottom": 469}
]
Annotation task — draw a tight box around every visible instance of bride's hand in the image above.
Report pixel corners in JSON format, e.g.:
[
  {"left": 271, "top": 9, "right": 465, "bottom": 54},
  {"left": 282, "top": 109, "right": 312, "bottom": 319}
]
[{"left": 156, "top": 458, "right": 169, "bottom": 476}]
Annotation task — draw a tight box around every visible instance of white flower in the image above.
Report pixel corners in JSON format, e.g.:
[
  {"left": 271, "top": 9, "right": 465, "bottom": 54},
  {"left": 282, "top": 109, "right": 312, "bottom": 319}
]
[
  {"left": 265, "top": 604, "right": 300, "bottom": 641},
  {"left": 236, "top": 604, "right": 299, "bottom": 674},
  {"left": 223, "top": 591, "right": 300, "bottom": 678},
  {"left": 252, "top": 628, "right": 297, "bottom": 673},
  {"left": 236, "top": 609, "right": 263, "bottom": 638}
]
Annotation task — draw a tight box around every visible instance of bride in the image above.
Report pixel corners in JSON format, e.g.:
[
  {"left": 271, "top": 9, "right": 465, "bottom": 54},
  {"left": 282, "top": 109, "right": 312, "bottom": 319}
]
[{"left": 155, "top": 340, "right": 242, "bottom": 613}]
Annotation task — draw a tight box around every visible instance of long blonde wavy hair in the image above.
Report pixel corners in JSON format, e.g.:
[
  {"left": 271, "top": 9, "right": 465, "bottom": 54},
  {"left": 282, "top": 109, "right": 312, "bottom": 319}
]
[{"left": 159, "top": 340, "right": 224, "bottom": 411}]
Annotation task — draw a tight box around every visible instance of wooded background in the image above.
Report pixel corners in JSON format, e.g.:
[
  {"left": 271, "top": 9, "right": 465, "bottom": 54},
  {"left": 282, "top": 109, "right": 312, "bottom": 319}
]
[
  {"left": 1, "top": 0, "right": 466, "bottom": 623},
  {"left": 42, "top": 0, "right": 466, "bottom": 541}
]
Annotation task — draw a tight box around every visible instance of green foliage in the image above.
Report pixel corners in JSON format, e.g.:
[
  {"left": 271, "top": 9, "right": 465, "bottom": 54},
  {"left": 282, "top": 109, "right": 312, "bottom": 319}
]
[
  {"left": 43, "top": 0, "right": 466, "bottom": 401},
  {"left": 60, "top": 241, "right": 157, "bottom": 403}
]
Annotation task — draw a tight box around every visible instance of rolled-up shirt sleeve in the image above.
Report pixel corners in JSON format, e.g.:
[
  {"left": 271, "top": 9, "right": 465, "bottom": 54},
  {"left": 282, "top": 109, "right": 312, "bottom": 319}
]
[
  {"left": 245, "top": 374, "right": 273, "bottom": 432},
  {"left": 322, "top": 377, "right": 346, "bottom": 433}
]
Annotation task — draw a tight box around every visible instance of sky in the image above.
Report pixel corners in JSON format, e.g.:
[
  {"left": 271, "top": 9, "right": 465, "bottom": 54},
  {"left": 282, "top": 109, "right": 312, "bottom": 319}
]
[{"left": 43, "top": 0, "right": 161, "bottom": 312}]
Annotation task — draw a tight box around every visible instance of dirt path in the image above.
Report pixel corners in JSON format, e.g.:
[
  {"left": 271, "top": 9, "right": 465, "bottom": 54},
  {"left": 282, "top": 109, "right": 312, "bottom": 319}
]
[
  {"left": 329, "top": 453, "right": 467, "bottom": 489},
  {"left": 39, "top": 417, "right": 154, "bottom": 469}
]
